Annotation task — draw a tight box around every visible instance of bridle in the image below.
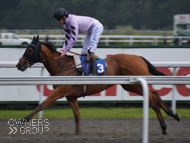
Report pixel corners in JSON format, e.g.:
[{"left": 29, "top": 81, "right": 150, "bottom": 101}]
[
  {"left": 22, "top": 43, "right": 41, "bottom": 63},
  {"left": 18, "top": 43, "right": 41, "bottom": 69},
  {"left": 20, "top": 42, "right": 83, "bottom": 75}
]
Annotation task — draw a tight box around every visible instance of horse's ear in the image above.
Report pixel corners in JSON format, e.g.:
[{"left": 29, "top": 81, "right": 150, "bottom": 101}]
[
  {"left": 36, "top": 35, "right": 39, "bottom": 41},
  {"left": 32, "top": 36, "right": 36, "bottom": 43},
  {"left": 33, "top": 35, "right": 39, "bottom": 45}
]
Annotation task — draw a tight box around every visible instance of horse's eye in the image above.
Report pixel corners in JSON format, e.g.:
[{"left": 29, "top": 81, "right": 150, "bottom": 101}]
[{"left": 27, "top": 48, "right": 33, "bottom": 55}]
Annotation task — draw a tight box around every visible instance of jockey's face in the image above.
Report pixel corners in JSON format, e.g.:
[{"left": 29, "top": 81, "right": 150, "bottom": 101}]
[
  {"left": 57, "top": 19, "right": 64, "bottom": 25},
  {"left": 57, "top": 16, "right": 66, "bottom": 25}
]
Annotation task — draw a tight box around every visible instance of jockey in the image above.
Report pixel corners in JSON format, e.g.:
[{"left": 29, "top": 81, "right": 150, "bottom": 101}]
[{"left": 52, "top": 7, "right": 104, "bottom": 76}]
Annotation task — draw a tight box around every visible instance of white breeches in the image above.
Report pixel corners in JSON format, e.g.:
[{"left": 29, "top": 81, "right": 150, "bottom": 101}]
[{"left": 81, "top": 20, "right": 103, "bottom": 55}]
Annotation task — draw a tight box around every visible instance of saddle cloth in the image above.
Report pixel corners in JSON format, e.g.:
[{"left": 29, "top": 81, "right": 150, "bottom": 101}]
[{"left": 74, "top": 55, "right": 107, "bottom": 75}]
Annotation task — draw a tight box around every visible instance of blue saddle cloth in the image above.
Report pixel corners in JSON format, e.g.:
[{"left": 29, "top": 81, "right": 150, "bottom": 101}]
[{"left": 80, "top": 56, "right": 106, "bottom": 76}]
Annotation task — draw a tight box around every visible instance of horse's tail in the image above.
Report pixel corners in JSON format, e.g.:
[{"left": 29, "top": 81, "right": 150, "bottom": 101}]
[{"left": 140, "top": 56, "right": 166, "bottom": 76}]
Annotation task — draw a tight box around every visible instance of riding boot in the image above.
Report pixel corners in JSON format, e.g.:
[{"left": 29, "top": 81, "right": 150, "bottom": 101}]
[{"left": 88, "top": 57, "right": 97, "bottom": 76}]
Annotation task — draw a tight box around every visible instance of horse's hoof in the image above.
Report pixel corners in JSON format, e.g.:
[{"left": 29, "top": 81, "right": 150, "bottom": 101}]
[
  {"left": 162, "top": 131, "right": 167, "bottom": 135},
  {"left": 15, "top": 119, "right": 26, "bottom": 126},
  {"left": 162, "top": 126, "right": 167, "bottom": 135},
  {"left": 75, "top": 131, "right": 80, "bottom": 135},
  {"left": 15, "top": 120, "right": 24, "bottom": 126},
  {"left": 176, "top": 114, "right": 180, "bottom": 122}
]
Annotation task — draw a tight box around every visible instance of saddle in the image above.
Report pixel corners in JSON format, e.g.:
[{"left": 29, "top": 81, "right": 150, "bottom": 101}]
[
  {"left": 73, "top": 55, "right": 107, "bottom": 76},
  {"left": 73, "top": 55, "right": 107, "bottom": 97}
]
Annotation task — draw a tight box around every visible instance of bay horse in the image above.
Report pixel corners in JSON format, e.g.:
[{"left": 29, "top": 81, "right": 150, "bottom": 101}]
[{"left": 16, "top": 35, "right": 180, "bottom": 135}]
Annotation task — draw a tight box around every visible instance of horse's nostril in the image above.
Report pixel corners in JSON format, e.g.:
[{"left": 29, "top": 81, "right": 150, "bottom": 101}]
[{"left": 16, "top": 64, "right": 22, "bottom": 70}]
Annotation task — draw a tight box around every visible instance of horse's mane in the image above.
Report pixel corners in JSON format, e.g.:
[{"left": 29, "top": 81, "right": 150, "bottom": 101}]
[
  {"left": 40, "top": 42, "right": 58, "bottom": 52},
  {"left": 40, "top": 42, "right": 73, "bottom": 58}
]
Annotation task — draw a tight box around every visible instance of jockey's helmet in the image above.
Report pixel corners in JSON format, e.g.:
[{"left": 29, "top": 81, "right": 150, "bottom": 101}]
[{"left": 52, "top": 7, "right": 69, "bottom": 18}]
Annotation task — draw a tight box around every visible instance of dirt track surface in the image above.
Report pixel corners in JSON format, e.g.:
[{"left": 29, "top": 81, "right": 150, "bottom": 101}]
[{"left": 1, "top": 118, "right": 190, "bottom": 143}]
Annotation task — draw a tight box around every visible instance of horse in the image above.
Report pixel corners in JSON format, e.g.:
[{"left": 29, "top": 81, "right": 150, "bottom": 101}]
[{"left": 16, "top": 35, "right": 180, "bottom": 135}]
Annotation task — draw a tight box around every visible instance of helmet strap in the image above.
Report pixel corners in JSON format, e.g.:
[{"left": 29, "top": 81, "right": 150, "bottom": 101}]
[
  {"left": 62, "top": 16, "right": 67, "bottom": 24},
  {"left": 63, "top": 16, "right": 67, "bottom": 20}
]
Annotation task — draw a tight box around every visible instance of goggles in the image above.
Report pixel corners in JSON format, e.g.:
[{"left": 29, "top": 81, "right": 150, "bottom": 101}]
[{"left": 55, "top": 17, "right": 63, "bottom": 21}]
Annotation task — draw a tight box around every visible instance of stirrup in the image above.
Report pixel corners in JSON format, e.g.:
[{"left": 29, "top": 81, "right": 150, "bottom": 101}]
[{"left": 88, "top": 72, "right": 96, "bottom": 76}]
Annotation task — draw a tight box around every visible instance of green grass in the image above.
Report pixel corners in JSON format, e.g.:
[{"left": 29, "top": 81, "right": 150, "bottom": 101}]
[{"left": 0, "top": 108, "right": 189, "bottom": 119}]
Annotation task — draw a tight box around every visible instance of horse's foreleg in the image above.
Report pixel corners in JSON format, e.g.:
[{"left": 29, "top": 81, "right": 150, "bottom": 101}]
[
  {"left": 66, "top": 96, "right": 80, "bottom": 135},
  {"left": 20, "top": 88, "right": 62, "bottom": 123}
]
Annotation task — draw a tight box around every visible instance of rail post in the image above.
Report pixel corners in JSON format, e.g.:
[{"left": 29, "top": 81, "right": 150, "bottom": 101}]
[
  {"left": 172, "top": 67, "right": 177, "bottom": 113},
  {"left": 38, "top": 67, "right": 45, "bottom": 118},
  {"left": 136, "top": 78, "right": 149, "bottom": 143}
]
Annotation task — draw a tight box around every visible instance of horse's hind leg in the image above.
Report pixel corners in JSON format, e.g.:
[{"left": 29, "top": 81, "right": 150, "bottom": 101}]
[
  {"left": 151, "top": 91, "right": 180, "bottom": 121},
  {"left": 149, "top": 90, "right": 167, "bottom": 134},
  {"left": 149, "top": 90, "right": 180, "bottom": 134},
  {"left": 121, "top": 85, "right": 176, "bottom": 134},
  {"left": 66, "top": 96, "right": 80, "bottom": 135}
]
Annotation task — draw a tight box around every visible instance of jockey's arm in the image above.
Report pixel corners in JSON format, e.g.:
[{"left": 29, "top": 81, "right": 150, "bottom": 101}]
[{"left": 61, "top": 18, "right": 79, "bottom": 55}]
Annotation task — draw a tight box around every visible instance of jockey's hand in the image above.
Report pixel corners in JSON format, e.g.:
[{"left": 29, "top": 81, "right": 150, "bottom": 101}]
[{"left": 60, "top": 52, "right": 66, "bottom": 58}]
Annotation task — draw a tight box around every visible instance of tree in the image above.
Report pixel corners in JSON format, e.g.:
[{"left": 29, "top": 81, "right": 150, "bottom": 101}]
[{"left": 0, "top": 0, "right": 190, "bottom": 30}]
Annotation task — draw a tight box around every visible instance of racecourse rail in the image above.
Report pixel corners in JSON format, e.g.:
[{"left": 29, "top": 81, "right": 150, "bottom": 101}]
[
  {"left": 19, "top": 34, "right": 190, "bottom": 46},
  {"left": 0, "top": 61, "right": 190, "bottom": 115},
  {"left": 0, "top": 76, "right": 190, "bottom": 143}
]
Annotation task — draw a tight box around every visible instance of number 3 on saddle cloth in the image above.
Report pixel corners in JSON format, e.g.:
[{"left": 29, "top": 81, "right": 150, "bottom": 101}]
[
  {"left": 74, "top": 55, "right": 107, "bottom": 97},
  {"left": 74, "top": 55, "right": 107, "bottom": 76}
]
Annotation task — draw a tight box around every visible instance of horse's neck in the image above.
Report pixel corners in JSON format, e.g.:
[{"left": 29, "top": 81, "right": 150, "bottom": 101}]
[
  {"left": 40, "top": 45, "right": 72, "bottom": 75},
  {"left": 40, "top": 45, "right": 61, "bottom": 75}
]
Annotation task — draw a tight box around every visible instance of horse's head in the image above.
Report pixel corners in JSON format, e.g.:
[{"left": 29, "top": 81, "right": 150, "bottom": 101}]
[{"left": 16, "top": 35, "right": 41, "bottom": 71}]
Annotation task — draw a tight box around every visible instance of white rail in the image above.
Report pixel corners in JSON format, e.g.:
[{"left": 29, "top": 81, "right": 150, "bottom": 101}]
[
  {"left": 19, "top": 34, "right": 190, "bottom": 46},
  {"left": 0, "top": 76, "right": 189, "bottom": 85},
  {"left": 0, "top": 29, "right": 173, "bottom": 34},
  {"left": 1, "top": 61, "right": 190, "bottom": 114}
]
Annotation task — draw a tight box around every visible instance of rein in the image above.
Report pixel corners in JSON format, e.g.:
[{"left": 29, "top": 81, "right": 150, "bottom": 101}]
[
  {"left": 41, "top": 49, "right": 81, "bottom": 63},
  {"left": 60, "top": 49, "right": 81, "bottom": 55},
  {"left": 40, "top": 56, "right": 63, "bottom": 63}
]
